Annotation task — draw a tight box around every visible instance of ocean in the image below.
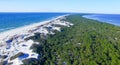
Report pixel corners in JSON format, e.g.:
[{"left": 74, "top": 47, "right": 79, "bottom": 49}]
[
  {"left": 83, "top": 14, "right": 120, "bottom": 26},
  {"left": 0, "top": 13, "right": 67, "bottom": 32},
  {"left": 1, "top": 13, "right": 120, "bottom": 33}
]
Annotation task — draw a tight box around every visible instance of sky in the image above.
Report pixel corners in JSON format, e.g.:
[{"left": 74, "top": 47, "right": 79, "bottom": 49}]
[{"left": 0, "top": 0, "right": 120, "bottom": 14}]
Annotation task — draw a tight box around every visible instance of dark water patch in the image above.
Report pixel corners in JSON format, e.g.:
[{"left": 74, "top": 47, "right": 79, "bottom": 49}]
[{"left": 18, "top": 53, "right": 29, "bottom": 60}]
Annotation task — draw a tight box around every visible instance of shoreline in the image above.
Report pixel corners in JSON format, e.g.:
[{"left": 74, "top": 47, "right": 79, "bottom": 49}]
[
  {"left": 0, "top": 14, "right": 73, "bottom": 65},
  {"left": 0, "top": 14, "right": 69, "bottom": 40},
  {"left": 0, "top": 19, "right": 51, "bottom": 40}
]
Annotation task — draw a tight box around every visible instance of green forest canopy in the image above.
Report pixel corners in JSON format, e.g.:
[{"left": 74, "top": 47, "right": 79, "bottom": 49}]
[{"left": 25, "top": 14, "right": 120, "bottom": 65}]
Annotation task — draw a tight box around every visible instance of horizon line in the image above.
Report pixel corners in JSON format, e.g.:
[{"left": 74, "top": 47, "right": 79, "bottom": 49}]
[{"left": 0, "top": 12, "right": 120, "bottom": 15}]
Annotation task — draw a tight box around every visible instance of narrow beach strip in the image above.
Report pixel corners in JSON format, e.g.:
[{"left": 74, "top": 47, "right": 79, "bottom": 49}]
[{"left": 0, "top": 14, "right": 73, "bottom": 65}]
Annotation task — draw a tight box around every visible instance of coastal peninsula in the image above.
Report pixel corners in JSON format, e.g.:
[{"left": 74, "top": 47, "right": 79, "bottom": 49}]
[{"left": 1, "top": 14, "right": 120, "bottom": 65}]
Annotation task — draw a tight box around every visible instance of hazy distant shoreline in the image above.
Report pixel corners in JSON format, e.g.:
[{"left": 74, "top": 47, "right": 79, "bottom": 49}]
[{"left": 83, "top": 14, "right": 120, "bottom": 26}]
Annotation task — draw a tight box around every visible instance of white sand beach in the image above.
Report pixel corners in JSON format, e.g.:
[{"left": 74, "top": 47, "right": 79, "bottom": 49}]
[{"left": 0, "top": 14, "right": 73, "bottom": 65}]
